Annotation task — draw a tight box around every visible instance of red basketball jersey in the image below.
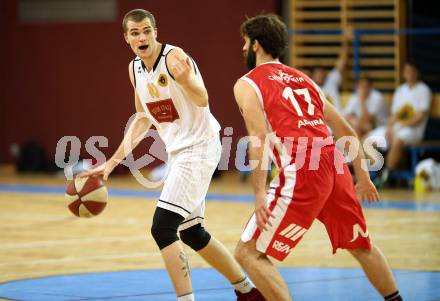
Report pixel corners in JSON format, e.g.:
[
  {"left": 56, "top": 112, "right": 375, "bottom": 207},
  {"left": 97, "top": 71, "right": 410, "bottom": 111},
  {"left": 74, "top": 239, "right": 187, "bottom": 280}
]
[{"left": 241, "top": 61, "right": 334, "bottom": 167}]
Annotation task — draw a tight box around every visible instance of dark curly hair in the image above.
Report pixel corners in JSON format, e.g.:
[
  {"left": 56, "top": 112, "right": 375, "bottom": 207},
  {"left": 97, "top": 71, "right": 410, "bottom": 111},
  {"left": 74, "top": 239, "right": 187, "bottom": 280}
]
[{"left": 240, "top": 14, "right": 288, "bottom": 59}]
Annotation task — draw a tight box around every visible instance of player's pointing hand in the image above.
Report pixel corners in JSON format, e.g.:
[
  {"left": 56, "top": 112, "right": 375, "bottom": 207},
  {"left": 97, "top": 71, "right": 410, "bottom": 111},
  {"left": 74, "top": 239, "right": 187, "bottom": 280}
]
[{"left": 170, "top": 56, "right": 192, "bottom": 85}]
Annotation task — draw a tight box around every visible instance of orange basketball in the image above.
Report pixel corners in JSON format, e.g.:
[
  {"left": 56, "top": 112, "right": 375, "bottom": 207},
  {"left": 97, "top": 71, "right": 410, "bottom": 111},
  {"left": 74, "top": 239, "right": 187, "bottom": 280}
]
[{"left": 65, "top": 176, "right": 108, "bottom": 218}]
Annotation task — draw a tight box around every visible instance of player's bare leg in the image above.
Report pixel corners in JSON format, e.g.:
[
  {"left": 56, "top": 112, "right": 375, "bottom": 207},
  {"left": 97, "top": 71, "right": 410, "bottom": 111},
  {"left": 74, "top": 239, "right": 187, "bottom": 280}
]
[
  {"left": 197, "top": 236, "right": 246, "bottom": 282},
  {"left": 161, "top": 241, "right": 193, "bottom": 298},
  {"left": 179, "top": 224, "right": 264, "bottom": 299},
  {"left": 235, "top": 240, "right": 291, "bottom": 301},
  {"left": 348, "top": 245, "right": 398, "bottom": 297}
]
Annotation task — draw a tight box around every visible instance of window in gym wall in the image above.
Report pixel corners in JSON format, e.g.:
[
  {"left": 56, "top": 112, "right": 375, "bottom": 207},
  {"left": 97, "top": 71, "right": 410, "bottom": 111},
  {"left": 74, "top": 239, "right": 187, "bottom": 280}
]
[{"left": 19, "top": 0, "right": 116, "bottom": 23}]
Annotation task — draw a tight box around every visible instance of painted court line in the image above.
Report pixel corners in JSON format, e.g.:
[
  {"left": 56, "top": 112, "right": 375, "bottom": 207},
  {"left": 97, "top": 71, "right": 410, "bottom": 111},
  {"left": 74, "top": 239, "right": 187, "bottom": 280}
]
[
  {"left": 0, "top": 235, "right": 149, "bottom": 249},
  {"left": 0, "top": 252, "right": 161, "bottom": 267},
  {"left": 1, "top": 183, "right": 440, "bottom": 211}
]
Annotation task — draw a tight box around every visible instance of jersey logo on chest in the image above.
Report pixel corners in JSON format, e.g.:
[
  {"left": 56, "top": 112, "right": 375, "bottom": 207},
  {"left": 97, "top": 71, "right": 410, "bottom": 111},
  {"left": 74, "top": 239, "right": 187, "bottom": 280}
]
[
  {"left": 146, "top": 98, "right": 180, "bottom": 123},
  {"left": 158, "top": 73, "right": 168, "bottom": 87}
]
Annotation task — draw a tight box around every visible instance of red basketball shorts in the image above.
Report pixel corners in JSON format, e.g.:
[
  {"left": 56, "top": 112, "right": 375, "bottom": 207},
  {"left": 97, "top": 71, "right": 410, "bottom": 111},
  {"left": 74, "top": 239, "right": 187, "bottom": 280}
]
[{"left": 240, "top": 150, "right": 371, "bottom": 261}]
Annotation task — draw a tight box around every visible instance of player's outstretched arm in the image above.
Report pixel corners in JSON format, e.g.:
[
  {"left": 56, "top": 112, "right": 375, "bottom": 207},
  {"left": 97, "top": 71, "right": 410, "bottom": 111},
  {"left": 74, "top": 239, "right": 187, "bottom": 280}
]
[
  {"left": 324, "top": 100, "right": 379, "bottom": 203},
  {"left": 166, "top": 48, "right": 208, "bottom": 107},
  {"left": 79, "top": 62, "right": 152, "bottom": 180},
  {"left": 234, "top": 79, "right": 273, "bottom": 230}
]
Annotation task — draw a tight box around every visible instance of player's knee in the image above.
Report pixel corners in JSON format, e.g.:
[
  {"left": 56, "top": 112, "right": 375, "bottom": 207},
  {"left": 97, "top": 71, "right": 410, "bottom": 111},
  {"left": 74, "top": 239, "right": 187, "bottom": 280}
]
[
  {"left": 234, "top": 240, "right": 267, "bottom": 267},
  {"left": 234, "top": 244, "right": 245, "bottom": 264},
  {"left": 179, "top": 224, "right": 211, "bottom": 251},
  {"left": 150, "top": 223, "right": 178, "bottom": 250},
  {"left": 234, "top": 241, "right": 254, "bottom": 265},
  {"left": 348, "top": 247, "right": 372, "bottom": 260},
  {"left": 150, "top": 207, "right": 184, "bottom": 250}
]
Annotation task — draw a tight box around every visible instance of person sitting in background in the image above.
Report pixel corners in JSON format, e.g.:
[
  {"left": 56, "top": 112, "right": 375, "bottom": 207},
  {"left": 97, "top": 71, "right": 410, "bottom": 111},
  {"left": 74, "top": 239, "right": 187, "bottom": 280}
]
[
  {"left": 311, "top": 27, "right": 352, "bottom": 112},
  {"left": 373, "top": 61, "right": 432, "bottom": 187},
  {"left": 416, "top": 158, "right": 440, "bottom": 191},
  {"left": 343, "top": 76, "right": 388, "bottom": 138}
]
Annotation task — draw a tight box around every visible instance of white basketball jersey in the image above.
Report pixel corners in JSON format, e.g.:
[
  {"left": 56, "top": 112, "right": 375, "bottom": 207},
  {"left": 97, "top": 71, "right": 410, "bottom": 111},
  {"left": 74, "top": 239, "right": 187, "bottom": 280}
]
[{"left": 133, "top": 44, "right": 221, "bottom": 153}]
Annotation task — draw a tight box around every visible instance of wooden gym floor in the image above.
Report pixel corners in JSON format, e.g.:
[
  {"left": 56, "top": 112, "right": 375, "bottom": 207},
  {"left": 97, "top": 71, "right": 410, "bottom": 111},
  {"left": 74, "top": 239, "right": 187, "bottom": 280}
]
[{"left": 0, "top": 167, "right": 439, "bottom": 300}]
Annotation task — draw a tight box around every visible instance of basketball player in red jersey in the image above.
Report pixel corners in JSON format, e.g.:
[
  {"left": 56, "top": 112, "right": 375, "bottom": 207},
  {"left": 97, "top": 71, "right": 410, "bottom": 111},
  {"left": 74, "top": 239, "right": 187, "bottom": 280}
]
[{"left": 233, "top": 15, "right": 403, "bottom": 301}]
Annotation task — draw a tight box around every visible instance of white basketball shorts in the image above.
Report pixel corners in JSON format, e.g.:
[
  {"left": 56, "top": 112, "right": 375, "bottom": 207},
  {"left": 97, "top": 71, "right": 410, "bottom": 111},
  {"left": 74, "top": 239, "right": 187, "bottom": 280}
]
[{"left": 158, "top": 134, "right": 221, "bottom": 230}]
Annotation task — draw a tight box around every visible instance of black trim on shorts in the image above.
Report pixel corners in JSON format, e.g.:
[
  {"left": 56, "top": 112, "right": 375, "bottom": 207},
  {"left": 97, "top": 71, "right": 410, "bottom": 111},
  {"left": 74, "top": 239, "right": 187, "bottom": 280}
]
[
  {"left": 158, "top": 199, "right": 191, "bottom": 214},
  {"left": 180, "top": 216, "right": 204, "bottom": 226}
]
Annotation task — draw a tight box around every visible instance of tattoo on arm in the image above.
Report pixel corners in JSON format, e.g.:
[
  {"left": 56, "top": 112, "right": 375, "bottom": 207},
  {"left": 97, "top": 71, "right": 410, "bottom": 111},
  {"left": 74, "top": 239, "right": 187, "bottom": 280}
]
[{"left": 179, "top": 251, "right": 191, "bottom": 278}]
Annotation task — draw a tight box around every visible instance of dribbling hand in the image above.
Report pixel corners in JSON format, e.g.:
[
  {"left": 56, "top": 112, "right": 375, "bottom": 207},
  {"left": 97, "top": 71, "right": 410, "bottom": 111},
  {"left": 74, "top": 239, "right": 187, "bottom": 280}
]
[{"left": 77, "top": 161, "right": 115, "bottom": 181}]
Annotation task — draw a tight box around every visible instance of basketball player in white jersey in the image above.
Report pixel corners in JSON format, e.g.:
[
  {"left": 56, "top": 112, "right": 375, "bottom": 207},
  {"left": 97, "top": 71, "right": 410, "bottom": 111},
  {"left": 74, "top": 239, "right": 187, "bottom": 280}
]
[{"left": 80, "top": 9, "right": 264, "bottom": 301}]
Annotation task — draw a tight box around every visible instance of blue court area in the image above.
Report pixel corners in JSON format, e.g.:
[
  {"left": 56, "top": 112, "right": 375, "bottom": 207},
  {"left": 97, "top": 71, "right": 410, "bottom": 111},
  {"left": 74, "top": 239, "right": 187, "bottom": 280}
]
[
  {"left": 1, "top": 183, "right": 440, "bottom": 212},
  {"left": 0, "top": 267, "right": 439, "bottom": 301}
]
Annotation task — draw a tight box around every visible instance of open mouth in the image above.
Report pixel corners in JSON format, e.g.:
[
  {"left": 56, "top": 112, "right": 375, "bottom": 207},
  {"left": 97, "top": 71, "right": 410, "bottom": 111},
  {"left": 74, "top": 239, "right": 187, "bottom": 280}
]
[{"left": 138, "top": 45, "right": 149, "bottom": 51}]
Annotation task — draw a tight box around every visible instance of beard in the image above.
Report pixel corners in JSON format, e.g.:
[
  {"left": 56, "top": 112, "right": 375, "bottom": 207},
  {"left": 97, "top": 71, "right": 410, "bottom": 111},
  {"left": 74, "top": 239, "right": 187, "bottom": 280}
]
[{"left": 245, "top": 47, "right": 257, "bottom": 70}]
